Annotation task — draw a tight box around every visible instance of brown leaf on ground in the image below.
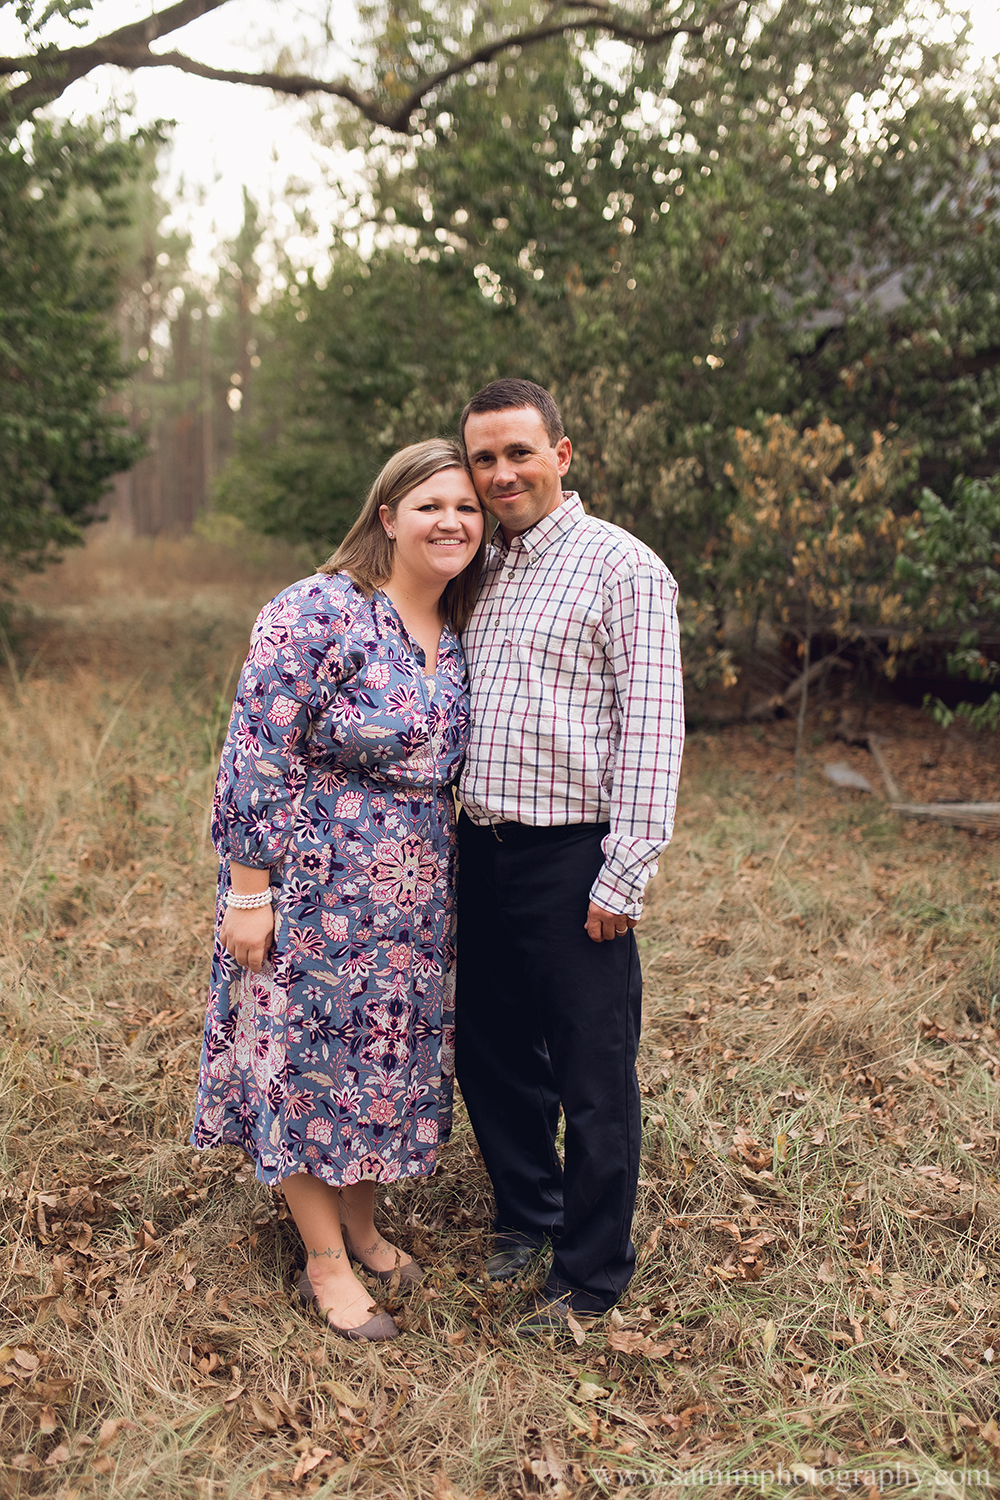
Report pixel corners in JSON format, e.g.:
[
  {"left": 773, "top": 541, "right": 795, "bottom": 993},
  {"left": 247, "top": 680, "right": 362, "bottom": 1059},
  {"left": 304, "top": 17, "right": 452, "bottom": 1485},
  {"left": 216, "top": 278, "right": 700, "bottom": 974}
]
[
  {"left": 432, "top": 1467, "right": 465, "bottom": 1500},
  {"left": 730, "top": 1126, "right": 772, "bottom": 1172},
  {"left": 55, "top": 1299, "right": 83, "bottom": 1331},
  {"left": 247, "top": 1395, "right": 279, "bottom": 1433},
  {"left": 97, "top": 1417, "right": 136, "bottom": 1449},
  {"left": 607, "top": 1329, "right": 674, "bottom": 1357},
  {"left": 37, "top": 1404, "right": 59, "bottom": 1434},
  {"left": 291, "top": 1446, "right": 334, "bottom": 1483}
]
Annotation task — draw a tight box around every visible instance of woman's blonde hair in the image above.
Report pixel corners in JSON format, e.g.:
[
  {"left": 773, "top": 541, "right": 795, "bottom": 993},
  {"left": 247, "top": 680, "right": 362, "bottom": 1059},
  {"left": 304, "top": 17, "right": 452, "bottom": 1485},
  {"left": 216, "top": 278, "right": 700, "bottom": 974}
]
[{"left": 319, "top": 439, "right": 486, "bottom": 633}]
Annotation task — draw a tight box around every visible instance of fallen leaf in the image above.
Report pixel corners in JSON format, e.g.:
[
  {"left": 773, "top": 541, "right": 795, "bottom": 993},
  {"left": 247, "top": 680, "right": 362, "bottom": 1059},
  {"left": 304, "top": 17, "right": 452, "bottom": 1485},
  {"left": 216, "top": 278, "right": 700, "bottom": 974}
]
[
  {"left": 267, "top": 1389, "right": 298, "bottom": 1427},
  {"left": 762, "top": 1319, "right": 777, "bottom": 1356},
  {"left": 38, "top": 1404, "right": 58, "bottom": 1434},
  {"left": 55, "top": 1300, "right": 83, "bottom": 1331},
  {"left": 248, "top": 1395, "right": 279, "bottom": 1433},
  {"left": 607, "top": 1329, "right": 673, "bottom": 1357},
  {"left": 318, "top": 1377, "right": 366, "bottom": 1409},
  {"left": 98, "top": 1418, "right": 135, "bottom": 1449},
  {"left": 14, "top": 1348, "right": 40, "bottom": 1373},
  {"left": 730, "top": 1126, "right": 771, "bottom": 1173},
  {"left": 980, "top": 1416, "right": 1000, "bottom": 1451},
  {"left": 431, "top": 1467, "right": 464, "bottom": 1500},
  {"left": 564, "top": 1402, "right": 592, "bottom": 1433},
  {"left": 638, "top": 1225, "right": 661, "bottom": 1263},
  {"left": 566, "top": 1313, "right": 587, "bottom": 1347},
  {"left": 816, "top": 1257, "right": 837, "bottom": 1283},
  {"left": 291, "top": 1446, "right": 334, "bottom": 1483},
  {"left": 573, "top": 1376, "right": 610, "bottom": 1403},
  {"left": 68, "top": 1222, "right": 92, "bottom": 1252}
]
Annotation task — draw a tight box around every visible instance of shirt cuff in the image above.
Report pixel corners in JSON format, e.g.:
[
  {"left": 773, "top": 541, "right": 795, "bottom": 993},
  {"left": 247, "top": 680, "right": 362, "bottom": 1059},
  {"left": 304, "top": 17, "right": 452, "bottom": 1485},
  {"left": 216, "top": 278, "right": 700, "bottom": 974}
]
[{"left": 589, "top": 861, "right": 657, "bottom": 918}]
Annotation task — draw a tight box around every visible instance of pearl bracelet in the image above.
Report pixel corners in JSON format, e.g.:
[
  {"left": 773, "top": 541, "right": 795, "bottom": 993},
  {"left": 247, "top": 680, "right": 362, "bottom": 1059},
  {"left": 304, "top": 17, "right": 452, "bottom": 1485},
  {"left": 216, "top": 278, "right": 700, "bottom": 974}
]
[{"left": 225, "top": 888, "right": 274, "bottom": 910}]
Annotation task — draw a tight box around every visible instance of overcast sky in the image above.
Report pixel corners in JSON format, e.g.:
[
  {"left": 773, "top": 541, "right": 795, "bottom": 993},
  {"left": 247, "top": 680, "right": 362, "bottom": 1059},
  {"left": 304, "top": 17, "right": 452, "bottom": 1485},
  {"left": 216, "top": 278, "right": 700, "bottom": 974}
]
[{"left": 5, "top": 0, "right": 999, "bottom": 278}]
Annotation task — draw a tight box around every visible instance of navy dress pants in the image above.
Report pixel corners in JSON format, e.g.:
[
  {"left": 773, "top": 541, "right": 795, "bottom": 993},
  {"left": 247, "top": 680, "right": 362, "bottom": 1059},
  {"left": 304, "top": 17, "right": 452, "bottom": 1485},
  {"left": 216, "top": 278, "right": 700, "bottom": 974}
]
[{"left": 455, "top": 815, "right": 643, "bottom": 1312}]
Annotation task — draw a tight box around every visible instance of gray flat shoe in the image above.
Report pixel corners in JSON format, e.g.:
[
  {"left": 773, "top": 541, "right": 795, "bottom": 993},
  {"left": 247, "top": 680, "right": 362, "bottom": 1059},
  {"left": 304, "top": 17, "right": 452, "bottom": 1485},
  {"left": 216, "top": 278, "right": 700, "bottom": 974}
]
[
  {"left": 340, "top": 1236, "right": 425, "bottom": 1284},
  {"left": 365, "top": 1258, "right": 424, "bottom": 1286},
  {"left": 294, "top": 1270, "right": 401, "bottom": 1342}
]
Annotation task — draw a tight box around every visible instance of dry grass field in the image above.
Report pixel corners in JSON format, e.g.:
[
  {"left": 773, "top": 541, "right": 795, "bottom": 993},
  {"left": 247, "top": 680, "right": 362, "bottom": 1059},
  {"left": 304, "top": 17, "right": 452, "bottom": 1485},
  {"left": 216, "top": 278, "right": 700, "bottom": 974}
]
[{"left": 2, "top": 531, "right": 1000, "bottom": 1500}]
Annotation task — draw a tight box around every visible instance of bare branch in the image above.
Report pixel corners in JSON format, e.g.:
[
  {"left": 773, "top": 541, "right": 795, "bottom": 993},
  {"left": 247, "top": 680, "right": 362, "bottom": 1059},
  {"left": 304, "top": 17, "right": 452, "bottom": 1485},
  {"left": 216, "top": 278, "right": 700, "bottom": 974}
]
[
  {"left": 0, "top": 0, "right": 743, "bottom": 129},
  {"left": 374, "top": 0, "right": 743, "bottom": 132}
]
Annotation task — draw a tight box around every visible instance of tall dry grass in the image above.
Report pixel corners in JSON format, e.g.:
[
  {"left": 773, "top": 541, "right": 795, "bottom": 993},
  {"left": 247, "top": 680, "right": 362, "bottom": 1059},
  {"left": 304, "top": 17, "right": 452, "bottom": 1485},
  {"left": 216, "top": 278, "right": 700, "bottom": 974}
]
[{"left": 2, "top": 533, "right": 1000, "bottom": 1500}]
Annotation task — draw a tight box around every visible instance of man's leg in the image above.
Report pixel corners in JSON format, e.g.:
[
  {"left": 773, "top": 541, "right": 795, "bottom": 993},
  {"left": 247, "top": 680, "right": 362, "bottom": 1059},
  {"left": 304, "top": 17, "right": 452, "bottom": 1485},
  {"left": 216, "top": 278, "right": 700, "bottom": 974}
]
[
  {"left": 494, "top": 822, "right": 641, "bottom": 1312},
  {"left": 457, "top": 818, "right": 642, "bottom": 1312},
  {"left": 455, "top": 816, "right": 564, "bottom": 1247}
]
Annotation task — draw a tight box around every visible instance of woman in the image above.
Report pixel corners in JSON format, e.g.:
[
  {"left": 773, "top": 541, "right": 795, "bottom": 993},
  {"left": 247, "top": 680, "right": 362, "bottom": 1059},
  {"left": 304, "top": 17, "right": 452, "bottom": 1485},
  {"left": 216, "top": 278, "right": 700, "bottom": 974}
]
[{"left": 192, "top": 439, "right": 485, "bottom": 1341}]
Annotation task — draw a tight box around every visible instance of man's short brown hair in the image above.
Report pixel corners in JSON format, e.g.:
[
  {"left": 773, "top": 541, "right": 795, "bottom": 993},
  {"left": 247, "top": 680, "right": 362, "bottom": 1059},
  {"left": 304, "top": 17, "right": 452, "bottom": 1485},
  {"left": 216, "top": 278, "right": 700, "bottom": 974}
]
[{"left": 460, "top": 379, "right": 564, "bottom": 447}]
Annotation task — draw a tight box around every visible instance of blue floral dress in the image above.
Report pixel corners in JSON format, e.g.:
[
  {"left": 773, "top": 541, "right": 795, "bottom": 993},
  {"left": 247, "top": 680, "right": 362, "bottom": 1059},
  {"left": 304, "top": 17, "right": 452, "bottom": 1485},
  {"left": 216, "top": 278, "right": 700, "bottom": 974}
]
[{"left": 191, "top": 571, "right": 469, "bottom": 1187}]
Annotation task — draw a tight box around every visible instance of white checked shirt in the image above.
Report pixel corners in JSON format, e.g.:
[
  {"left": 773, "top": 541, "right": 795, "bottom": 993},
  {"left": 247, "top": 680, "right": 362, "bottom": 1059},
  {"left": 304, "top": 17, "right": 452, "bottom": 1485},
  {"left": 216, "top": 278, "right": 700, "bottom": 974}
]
[{"left": 459, "top": 492, "right": 684, "bottom": 915}]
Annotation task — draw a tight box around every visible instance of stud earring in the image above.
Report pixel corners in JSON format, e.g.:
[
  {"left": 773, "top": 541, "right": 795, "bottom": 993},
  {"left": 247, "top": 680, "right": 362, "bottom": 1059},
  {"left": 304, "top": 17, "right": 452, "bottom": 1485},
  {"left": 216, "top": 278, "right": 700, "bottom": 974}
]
[{"left": 387, "top": 531, "right": 395, "bottom": 539}]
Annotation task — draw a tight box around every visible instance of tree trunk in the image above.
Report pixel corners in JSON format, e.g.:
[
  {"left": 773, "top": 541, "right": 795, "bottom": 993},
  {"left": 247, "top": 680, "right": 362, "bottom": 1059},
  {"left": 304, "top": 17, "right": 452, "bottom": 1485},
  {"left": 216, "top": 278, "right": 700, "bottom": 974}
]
[{"left": 795, "top": 602, "right": 812, "bottom": 808}]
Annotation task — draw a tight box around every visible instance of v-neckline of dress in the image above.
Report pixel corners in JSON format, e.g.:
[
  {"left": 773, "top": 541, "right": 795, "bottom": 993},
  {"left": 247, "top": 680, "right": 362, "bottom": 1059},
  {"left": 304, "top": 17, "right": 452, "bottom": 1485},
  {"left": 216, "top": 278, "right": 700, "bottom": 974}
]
[{"left": 375, "top": 588, "right": 447, "bottom": 679}]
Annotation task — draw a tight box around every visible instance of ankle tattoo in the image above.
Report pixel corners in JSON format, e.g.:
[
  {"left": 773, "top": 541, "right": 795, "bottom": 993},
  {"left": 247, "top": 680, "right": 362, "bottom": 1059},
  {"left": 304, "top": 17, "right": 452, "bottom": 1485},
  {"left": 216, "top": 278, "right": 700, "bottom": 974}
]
[{"left": 307, "top": 1246, "right": 343, "bottom": 1262}]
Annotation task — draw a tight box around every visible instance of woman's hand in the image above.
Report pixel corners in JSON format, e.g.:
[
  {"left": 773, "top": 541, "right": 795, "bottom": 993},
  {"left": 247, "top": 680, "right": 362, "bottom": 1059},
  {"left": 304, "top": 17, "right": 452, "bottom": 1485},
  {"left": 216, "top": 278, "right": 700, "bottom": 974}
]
[{"left": 219, "top": 904, "right": 275, "bottom": 973}]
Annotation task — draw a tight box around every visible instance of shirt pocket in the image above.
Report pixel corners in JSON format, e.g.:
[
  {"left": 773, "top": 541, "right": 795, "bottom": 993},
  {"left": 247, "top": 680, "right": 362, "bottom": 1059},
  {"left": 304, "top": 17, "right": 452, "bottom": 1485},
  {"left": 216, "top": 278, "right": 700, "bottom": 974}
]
[{"left": 509, "top": 623, "right": 609, "bottom": 723}]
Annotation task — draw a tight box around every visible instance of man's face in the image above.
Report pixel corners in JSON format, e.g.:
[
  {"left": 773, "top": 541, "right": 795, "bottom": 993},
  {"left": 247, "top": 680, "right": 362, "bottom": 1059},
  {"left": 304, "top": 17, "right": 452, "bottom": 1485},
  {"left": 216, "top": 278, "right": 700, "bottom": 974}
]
[{"left": 463, "top": 406, "right": 572, "bottom": 539}]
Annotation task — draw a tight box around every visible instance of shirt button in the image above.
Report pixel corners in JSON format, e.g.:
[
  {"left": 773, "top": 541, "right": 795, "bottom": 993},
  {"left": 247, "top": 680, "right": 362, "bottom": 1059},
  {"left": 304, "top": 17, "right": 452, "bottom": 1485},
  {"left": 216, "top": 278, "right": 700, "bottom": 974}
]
[{"left": 506, "top": 570, "right": 515, "bottom": 580}]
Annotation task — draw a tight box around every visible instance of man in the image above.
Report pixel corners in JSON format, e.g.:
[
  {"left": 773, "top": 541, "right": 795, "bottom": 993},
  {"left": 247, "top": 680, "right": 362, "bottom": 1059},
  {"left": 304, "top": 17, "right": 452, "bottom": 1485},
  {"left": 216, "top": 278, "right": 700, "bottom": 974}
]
[{"left": 456, "top": 378, "right": 684, "bottom": 1333}]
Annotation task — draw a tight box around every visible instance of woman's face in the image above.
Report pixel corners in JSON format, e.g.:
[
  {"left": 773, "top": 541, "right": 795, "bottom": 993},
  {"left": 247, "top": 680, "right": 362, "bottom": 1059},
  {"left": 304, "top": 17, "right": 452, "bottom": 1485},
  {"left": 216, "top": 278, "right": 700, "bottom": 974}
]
[{"left": 380, "top": 468, "right": 483, "bottom": 592}]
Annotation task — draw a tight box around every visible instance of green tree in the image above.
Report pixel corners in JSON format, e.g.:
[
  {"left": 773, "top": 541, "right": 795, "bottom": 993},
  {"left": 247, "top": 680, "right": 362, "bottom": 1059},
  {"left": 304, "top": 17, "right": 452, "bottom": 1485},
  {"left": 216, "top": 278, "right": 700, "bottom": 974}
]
[
  {"left": 221, "top": 0, "right": 997, "bottom": 592},
  {"left": 0, "top": 115, "right": 160, "bottom": 583},
  {"left": 898, "top": 476, "right": 1000, "bottom": 732},
  {"left": 0, "top": 0, "right": 749, "bottom": 125},
  {"left": 364, "top": 0, "right": 997, "bottom": 565},
  {"left": 214, "top": 246, "right": 507, "bottom": 548}
]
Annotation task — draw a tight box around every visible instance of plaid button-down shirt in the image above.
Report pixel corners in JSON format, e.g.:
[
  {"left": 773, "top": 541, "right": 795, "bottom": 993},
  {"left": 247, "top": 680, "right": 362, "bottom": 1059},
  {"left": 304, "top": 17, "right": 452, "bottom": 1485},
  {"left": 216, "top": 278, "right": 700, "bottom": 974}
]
[{"left": 459, "top": 492, "right": 684, "bottom": 915}]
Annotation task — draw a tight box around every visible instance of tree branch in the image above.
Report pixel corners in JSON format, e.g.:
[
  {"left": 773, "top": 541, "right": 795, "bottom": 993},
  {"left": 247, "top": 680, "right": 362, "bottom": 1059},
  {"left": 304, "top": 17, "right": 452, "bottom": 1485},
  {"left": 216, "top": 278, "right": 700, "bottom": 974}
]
[{"left": 1, "top": 0, "right": 743, "bottom": 129}]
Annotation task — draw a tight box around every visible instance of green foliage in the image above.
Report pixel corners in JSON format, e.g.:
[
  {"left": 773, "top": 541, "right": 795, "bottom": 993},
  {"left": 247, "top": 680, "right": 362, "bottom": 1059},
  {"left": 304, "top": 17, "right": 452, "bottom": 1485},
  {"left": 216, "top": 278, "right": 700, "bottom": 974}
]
[
  {"left": 219, "top": 0, "right": 1000, "bottom": 696},
  {"left": 898, "top": 475, "right": 1000, "bottom": 730},
  {"left": 215, "top": 249, "right": 516, "bottom": 549},
  {"left": 0, "top": 115, "right": 157, "bottom": 582}
]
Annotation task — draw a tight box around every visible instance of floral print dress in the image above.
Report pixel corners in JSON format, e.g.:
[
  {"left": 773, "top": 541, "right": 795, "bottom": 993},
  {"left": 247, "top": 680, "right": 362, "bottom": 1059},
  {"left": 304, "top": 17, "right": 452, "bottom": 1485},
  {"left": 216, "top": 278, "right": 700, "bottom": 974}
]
[{"left": 191, "top": 571, "right": 469, "bottom": 1187}]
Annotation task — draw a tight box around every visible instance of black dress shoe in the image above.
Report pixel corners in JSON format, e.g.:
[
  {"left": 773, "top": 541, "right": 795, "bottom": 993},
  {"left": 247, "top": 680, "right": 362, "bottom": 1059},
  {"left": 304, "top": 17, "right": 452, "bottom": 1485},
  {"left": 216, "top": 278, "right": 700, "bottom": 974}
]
[
  {"left": 484, "top": 1242, "right": 537, "bottom": 1280},
  {"left": 515, "top": 1294, "right": 596, "bottom": 1339}
]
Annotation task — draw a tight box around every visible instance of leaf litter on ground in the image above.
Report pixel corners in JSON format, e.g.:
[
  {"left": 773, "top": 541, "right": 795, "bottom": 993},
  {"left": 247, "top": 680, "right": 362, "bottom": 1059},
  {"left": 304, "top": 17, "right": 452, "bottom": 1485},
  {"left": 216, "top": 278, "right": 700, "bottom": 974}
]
[{"left": 1, "top": 535, "right": 1000, "bottom": 1498}]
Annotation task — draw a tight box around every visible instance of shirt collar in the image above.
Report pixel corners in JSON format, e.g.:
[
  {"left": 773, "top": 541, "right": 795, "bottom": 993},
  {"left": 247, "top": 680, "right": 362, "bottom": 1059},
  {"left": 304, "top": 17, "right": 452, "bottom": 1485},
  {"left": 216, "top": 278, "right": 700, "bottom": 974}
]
[{"left": 493, "top": 492, "right": 585, "bottom": 563}]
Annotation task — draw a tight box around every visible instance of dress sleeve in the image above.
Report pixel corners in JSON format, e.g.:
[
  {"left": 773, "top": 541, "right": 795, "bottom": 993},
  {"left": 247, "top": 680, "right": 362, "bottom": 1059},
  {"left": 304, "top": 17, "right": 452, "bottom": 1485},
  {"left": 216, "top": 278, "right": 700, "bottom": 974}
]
[
  {"left": 211, "top": 580, "right": 353, "bottom": 869},
  {"left": 589, "top": 553, "right": 685, "bottom": 915}
]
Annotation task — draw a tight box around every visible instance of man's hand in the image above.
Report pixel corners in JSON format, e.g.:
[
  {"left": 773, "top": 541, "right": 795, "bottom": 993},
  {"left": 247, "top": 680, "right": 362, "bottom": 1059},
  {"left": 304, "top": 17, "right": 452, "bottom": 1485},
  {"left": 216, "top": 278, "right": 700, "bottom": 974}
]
[
  {"left": 219, "top": 905, "right": 275, "bottom": 972},
  {"left": 584, "top": 903, "right": 638, "bottom": 944}
]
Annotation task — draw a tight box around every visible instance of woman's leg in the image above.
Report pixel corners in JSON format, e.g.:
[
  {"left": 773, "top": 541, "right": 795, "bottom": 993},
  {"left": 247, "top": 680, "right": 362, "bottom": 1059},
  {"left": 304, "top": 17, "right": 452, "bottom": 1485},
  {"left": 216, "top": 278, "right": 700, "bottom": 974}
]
[
  {"left": 280, "top": 1173, "right": 382, "bottom": 1330},
  {"left": 338, "top": 1181, "right": 417, "bottom": 1273}
]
